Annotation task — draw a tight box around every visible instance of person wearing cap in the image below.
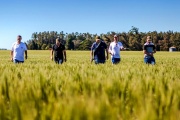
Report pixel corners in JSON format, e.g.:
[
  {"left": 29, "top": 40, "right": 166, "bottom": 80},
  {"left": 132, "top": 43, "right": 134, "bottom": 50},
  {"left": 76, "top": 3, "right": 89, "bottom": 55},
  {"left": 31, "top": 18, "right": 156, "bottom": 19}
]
[
  {"left": 143, "top": 36, "right": 156, "bottom": 65},
  {"left": 108, "top": 35, "right": 124, "bottom": 64},
  {"left": 11, "top": 35, "right": 28, "bottom": 63},
  {"left": 91, "top": 36, "right": 108, "bottom": 64},
  {"left": 51, "top": 38, "right": 66, "bottom": 64}
]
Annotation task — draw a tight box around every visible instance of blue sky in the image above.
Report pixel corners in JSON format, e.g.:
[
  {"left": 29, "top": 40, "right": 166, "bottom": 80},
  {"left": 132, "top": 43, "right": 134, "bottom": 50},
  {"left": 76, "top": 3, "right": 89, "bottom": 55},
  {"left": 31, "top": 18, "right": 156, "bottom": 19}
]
[{"left": 0, "top": 0, "right": 180, "bottom": 49}]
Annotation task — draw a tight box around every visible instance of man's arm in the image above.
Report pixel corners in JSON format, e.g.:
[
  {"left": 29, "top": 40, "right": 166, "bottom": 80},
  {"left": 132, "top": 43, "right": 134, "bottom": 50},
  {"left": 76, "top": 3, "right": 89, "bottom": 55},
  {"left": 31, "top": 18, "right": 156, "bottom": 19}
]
[
  {"left": 120, "top": 42, "right": 124, "bottom": 50},
  {"left": 106, "top": 48, "right": 109, "bottom": 60},
  {"left": 25, "top": 50, "right": 27, "bottom": 59},
  {"left": 108, "top": 44, "right": 113, "bottom": 55},
  {"left": 153, "top": 45, "right": 156, "bottom": 54},
  {"left": 143, "top": 45, "right": 149, "bottom": 55},
  {"left": 51, "top": 50, "right": 53, "bottom": 60},
  {"left": 120, "top": 47, "right": 124, "bottom": 51},
  {"left": 143, "top": 50, "right": 147, "bottom": 54},
  {"left": 10, "top": 51, "right": 13, "bottom": 61},
  {"left": 153, "top": 49, "right": 156, "bottom": 54},
  {"left": 104, "top": 43, "right": 108, "bottom": 60},
  {"left": 63, "top": 50, "right": 67, "bottom": 62},
  {"left": 90, "top": 44, "right": 94, "bottom": 63},
  {"left": 143, "top": 49, "right": 154, "bottom": 56},
  {"left": 90, "top": 50, "right": 94, "bottom": 63}
]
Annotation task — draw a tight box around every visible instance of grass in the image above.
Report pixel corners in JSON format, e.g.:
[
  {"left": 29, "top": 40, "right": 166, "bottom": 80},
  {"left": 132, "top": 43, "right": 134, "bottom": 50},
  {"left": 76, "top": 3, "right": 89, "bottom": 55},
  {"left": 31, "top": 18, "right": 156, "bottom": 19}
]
[{"left": 0, "top": 50, "right": 180, "bottom": 120}]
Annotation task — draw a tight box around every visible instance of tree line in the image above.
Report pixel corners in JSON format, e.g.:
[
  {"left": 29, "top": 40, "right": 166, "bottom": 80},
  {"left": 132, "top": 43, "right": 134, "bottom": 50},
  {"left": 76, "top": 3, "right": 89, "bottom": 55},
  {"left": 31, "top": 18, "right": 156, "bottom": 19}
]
[{"left": 26, "top": 26, "right": 180, "bottom": 51}]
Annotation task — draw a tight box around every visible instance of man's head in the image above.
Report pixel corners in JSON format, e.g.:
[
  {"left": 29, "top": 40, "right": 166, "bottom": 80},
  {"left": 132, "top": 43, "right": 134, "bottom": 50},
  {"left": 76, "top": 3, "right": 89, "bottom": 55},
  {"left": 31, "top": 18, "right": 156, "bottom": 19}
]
[
  {"left": 96, "top": 36, "right": 101, "bottom": 43},
  {"left": 114, "top": 35, "right": 118, "bottom": 42},
  {"left": 17, "top": 35, "right": 22, "bottom": 43},
  {"left": 146, "top": 36, "right": 152, "bottom": 43},
  {"left": 56, "top": 38, "right": 60, "bottom": 44}
]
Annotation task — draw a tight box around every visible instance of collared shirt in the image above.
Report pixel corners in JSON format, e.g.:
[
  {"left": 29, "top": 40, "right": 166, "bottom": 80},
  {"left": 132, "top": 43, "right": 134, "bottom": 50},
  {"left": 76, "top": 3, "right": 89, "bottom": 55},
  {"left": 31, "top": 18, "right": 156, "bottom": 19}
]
[
  {"left": 52, "top": 44, "right": 65, "bottom": 59},
  {"left": 143, "top": 42, "right": 156, "bottom": 57},
  {"left": 109, "top": 41, "right": 123, "bottom": 58},
  {"left": 12, "top": 42, "right": 27, "bottom": 61},
  {"left": 91, "top": 41, "right": 107, "bottom": 60}
]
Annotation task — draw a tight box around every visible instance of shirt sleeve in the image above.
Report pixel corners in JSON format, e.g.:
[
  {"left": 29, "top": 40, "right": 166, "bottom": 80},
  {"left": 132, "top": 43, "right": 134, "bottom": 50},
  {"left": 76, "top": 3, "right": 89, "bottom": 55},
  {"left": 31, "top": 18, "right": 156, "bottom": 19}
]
[
  {"left": 108, "top": 43, "right": 112, "bottom": 52},
  {"left": 11, "top": 43, "right": 15, "bottom": 51},
  {"left": 143, "top": 45, "right": 146, "bottom": 50},
  {"left": 119, "top": 42, "right": 124, "bottom": 49},
  {"left": 24, "top": 43, "right": 27, "bottom": 50},
  {"left": 63, "top": 45, "right": 65, "bottom": 50},
  {"left": 91, "top": 43, "right": 95, "bottom": 51}
]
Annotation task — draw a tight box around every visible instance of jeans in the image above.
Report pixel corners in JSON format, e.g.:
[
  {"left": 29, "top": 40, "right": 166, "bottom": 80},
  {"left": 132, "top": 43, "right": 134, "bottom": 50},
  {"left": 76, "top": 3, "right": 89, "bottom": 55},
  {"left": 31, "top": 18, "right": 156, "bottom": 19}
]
[
  {"left": 112, "top": 57, "right": 121, "bottom": 64},
  {"left": 54, "top": 57, "right": 63, "bottom": 64},
  {"left": 144, "top": 56, "right": 155, "bottom": 65},
  {"left": 94, "top": 59, "right": 105, "bottom": 64},
  {"left": 14, "top": 59, "right": 24, "bottom": 63}
]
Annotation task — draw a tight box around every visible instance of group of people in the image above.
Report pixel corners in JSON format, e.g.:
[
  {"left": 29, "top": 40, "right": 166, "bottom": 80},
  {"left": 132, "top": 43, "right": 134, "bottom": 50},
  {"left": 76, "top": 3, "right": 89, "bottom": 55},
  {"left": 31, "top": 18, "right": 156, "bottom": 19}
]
[
  {"left": 91, "top": 35, "right": 124, "bottom": 64},
  {"left": 90, "top": 35, "right": 156, "bottom": 65},
  {"left": 11, "top": 35, "right": 156, "bottom": 65}
]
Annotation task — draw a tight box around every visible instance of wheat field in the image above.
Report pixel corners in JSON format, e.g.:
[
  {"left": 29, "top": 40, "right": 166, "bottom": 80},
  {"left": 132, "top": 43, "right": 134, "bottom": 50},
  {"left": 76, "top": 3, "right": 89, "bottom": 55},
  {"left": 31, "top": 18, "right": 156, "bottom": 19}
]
[{"left": 0, "top": 50, "right": 180, "bottom": 120}]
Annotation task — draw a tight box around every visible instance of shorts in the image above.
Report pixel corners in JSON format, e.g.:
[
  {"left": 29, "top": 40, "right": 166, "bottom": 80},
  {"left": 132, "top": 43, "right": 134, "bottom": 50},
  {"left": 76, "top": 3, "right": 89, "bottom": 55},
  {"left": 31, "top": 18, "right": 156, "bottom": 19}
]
[
  {"left": 144, "top": 56, "right": 155, "bottom": 65},
  {"left": 112, "top": 57, "right": 121, "bottom": 64}
]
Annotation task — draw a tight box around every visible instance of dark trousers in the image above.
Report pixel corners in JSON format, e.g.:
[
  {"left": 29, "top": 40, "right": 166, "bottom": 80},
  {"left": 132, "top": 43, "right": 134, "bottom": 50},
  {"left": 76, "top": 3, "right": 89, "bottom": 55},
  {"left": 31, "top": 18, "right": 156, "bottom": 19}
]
[{"left": 54, "top": 57, "right": 63, "bottom": 64}]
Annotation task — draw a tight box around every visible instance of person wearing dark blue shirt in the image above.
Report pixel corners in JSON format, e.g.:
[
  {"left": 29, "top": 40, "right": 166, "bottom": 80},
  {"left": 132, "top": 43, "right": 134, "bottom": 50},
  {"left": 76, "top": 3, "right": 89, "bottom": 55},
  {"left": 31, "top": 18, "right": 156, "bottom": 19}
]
[
  {"left": 91, "top": 36, "right": 108, "bottom": 64},
  {"left": 51, "top": 38, "right": 66, "bottom": 64},
  {"left": 143, "top": 36, "right": 156, "bottom": 65}
]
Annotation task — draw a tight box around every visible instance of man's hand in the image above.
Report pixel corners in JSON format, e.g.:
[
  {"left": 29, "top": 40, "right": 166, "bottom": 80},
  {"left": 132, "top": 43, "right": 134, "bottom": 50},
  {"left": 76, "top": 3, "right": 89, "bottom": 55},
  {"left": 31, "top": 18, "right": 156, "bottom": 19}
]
[
  {"left": 51, "top": 56, "right": 53, "bottom": 60},
  {"left": 106, "top": 56, "right": 108, "bottom": 60},
  {"left": 109, "top": 52, "right": 114, "bottom": 56},
  {"left": 11, "top": 57, "right": 13, "bottom": 62},
  {"left": 149, "top": 53, "right": 153, "bottom": 56},
  {"left": 64, "top": 58, "right": 67, "bottom": 62},
  {"left": 25, "top": 55, "right": 28, "bottom": 59},
  {"left": 91, "top": 58, "right": 94, "bottom": 63}
]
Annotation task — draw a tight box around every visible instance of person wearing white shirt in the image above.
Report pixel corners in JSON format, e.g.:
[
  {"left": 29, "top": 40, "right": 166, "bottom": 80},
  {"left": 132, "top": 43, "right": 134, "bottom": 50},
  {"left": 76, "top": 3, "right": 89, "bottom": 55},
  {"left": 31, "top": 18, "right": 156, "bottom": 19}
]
[
  {"left": 11, "top": 35, "right": 27, "bottom": 63},
  {"left": 108, "top": 35, "right": 124, "bottom": 64}
]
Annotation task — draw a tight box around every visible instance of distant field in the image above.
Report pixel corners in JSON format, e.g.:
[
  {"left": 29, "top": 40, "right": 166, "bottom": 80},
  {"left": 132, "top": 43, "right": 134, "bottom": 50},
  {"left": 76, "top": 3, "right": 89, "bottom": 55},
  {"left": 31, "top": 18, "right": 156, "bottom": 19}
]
[{"left": 0, "top": 50, "right": 180, "bottom": 120}]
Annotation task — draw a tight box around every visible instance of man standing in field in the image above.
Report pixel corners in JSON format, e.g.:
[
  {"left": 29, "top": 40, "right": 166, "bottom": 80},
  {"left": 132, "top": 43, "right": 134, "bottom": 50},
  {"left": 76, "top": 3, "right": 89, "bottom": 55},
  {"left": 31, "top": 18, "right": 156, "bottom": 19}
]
[
  {"left": 143, "top": 36, "right": 156, "bottom": 65},
  {"left": 11, "top": 35, "right": 28, "bottom": 63},
  {"left": 51, "top": 38, "right": 66, "bottom": 64},
  {"left": 108, "top": 35, "right": 124, "bottom": 64},
  {"left": 91, "top": 36, "right": 108, "bottom": 64}
]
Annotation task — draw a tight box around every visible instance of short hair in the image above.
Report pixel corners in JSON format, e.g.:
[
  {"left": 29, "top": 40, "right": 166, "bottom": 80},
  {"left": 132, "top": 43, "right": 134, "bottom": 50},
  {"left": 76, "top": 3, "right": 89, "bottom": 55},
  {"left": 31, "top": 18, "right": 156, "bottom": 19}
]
[
  {"left": 147, "top": 36, "right": 151, "bottom": 39},
  {"left": 114, "top": 35, "right": 118, "bottom": 38},
  {"left": 17, "top": 35, "right": 22, "bottom": 37},
  {"left": 56, "top": 38, "right": 60, "bottom": 42},
  {"left": 96, "top": 36, "right": 101, "bottom": 40}
]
